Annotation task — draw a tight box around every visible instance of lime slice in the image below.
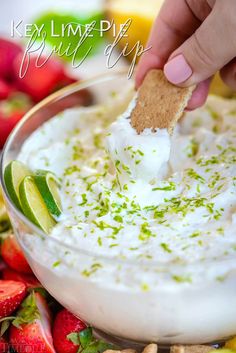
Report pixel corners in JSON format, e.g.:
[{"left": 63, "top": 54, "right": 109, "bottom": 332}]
[
  {"left": 34, "top": 170, "right": 62, "bottom": 218},
  {"left": 19, "top": 176, "right": 56, "bottom": 234},
  {"left": 4, "top": 161, "right": 32, "bottom": 210}
]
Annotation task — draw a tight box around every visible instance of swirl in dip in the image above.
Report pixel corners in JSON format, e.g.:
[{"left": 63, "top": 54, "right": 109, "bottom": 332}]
[{"left": 18, "top": 91, "right": 236, "bottom": 345}]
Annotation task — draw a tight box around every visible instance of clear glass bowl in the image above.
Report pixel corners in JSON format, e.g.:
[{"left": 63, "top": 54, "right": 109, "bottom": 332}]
[{"left": 1, "top": 71, "right": 236, "bottom": 350}]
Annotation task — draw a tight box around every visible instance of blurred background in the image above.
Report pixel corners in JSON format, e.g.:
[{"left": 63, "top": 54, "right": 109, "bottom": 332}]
[{"left": 0, "top": 0, "right": 233, "bottom": 148}]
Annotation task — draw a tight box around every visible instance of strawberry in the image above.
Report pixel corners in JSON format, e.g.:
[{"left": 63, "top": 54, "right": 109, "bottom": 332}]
[
  {"left": 13, "top": 54, "right": 66, "bottom": 102},
  {"left": 2, "top": 268, "right": 40, "bottom": 289},
  {"left": 0, "top": 259, "right": 7, "bottom": 273},
  {"left": 0, "top": 336, "right": 8, "bottom": 353},
  {"left": 10, "top": 292, "right": 56, "bottom": 353},
  {"left": 53, "top": 309, "right": 87, "bottom": 353},
  {"left": 0, "top": 280, "right": 26, "bottom": 319},
  {"left": 0, "top": 92, "right": 32, "bottom": 148},
  {"left": 1, "top": 233, "right": 32, "bottom": 274},
  {"left": 0, "top": 111, "right": 24, "bottom": 148},
  {"left": 51, "top": 73, "right": 77, "bottom": 92},
  {"left": 0, "top": 79, "right": 13, "bottom": 100},
  {"left": 0, "top": 38, "right": 22, "bottom": 81}
]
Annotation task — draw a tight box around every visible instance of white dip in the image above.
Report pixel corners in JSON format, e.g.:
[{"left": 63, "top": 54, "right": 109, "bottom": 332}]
[{"left": 18, "top": 92, "right": 236, "bottom": 345}]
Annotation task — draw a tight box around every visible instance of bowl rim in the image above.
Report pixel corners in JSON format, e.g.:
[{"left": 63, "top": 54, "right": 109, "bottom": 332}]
[{"left": 1, "top": 69, "right": 235, "bottom": 269}]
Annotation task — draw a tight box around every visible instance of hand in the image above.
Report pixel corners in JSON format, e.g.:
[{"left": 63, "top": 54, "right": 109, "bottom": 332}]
[{"left": 136, "top": 0, "right": 236, "bottom": 110}]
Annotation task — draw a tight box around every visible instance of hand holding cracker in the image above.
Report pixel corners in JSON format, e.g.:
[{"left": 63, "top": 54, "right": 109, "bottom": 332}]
[{"left": 136, "top": 0, "right": 236, "bottom": 110}]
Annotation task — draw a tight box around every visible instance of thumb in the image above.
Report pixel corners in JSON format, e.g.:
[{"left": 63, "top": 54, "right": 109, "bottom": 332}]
[{"left": 164, "top": 0, "right": 236, "bottom": 86}]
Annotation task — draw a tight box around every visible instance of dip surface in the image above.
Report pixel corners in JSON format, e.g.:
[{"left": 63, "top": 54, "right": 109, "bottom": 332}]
[
  {"left": 19, "top": 94, "right": 236, "bottom": 277},
  {"left": 17, "top": 92, "right": 236, "bottom": 344}
]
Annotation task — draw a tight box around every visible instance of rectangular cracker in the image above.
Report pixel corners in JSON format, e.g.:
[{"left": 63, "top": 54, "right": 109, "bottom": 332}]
[{"left": 131, "top": 69, "right": 195, "bottom": 134}]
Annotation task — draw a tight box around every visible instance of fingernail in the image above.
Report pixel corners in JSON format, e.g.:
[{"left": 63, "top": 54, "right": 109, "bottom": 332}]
[{"left": 164, "top": 54, "right": 193, "bottom": 84}]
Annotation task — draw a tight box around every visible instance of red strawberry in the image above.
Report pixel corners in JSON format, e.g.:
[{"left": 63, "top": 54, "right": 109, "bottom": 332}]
[
  {"left": 0, "top": 280, "right": 26, "bottom": 319},
  {"left": 13, "top": 54, "right": 65, "bottom": 102},
  {"left": 0, "top": 92, "right": 32, "bottom": 148},
  {"left": 1, "top": 233, "right": 32, "bottom": 274},
  {"left": 2, "top": 268, "right": 40, "bottom": 289},
  {"left": 51, "top": 73, "right": 77, "bottom": 92},
  {"left": 0, "top": 111, "right": 24, "bottom": 148},
  {"left": 0, "top": 38, "right": 22, "bottom": 81},
  {"left": 0, "top": 336, "right": 8, "bottom": 353},
  {"left": 10, "top": 292, "right": 56, "bottom": 353},
  {"left": 0, "top": 79, "right": 13, "bottom": 100},
  {"left": 0, "top": 260, "right": 7, "bottom": 273},
  {"left": 53, "top": 309, "right": 87, "bottom": 353}
]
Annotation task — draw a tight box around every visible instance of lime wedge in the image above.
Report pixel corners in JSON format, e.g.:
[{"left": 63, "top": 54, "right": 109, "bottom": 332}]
[
  {"left": 19, "top": 176, "right": 56, "bottom": 234},
  {"left": 34, "top": 170, "right": 62, "bottom": 218},
  {"left": 4, "top": 161, "right": 32, "bottom": 210}
]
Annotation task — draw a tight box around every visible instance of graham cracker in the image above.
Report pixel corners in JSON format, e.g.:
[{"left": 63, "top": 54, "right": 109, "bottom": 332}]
[
  {"left": 131, "top": 69, "right": 195, "bottom": 134},
  {"left": 170, "top": 345, "right": 215, "bottom": 353},
  {"left": 142, "top": 344, "right": 158, "bottom": 353}
]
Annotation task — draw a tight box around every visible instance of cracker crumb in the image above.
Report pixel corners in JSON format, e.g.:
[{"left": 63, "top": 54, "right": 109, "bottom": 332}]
[{"left": 131, "top": 69, "right": 195, "bottom": 134}]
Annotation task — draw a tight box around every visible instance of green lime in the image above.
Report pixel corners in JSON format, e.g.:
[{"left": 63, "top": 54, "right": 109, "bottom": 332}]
[
  {"left": 33, "top": 12, "right": 105, "bottom": 62},
  {"left": 19, "top": 176, "right": 56, "bottom": 234},
  {"left": 34, "top": 170, "right": 62, "bottom": 218},
  {"left": 4, "top": 161, "right": 32, "bottom": 210}
]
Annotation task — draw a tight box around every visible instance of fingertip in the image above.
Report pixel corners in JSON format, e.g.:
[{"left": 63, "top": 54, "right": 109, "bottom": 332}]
[
  {"left": 164, "top": 54, "right": 193, "bottom": 85},
  {"left": 186, "top": 79, "right": 211, "bottom": 110}
]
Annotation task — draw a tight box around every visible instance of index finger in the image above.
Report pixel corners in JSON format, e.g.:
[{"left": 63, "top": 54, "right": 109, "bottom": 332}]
[{"left": 135, "top": 0, "right": 210, "bottom": 87}]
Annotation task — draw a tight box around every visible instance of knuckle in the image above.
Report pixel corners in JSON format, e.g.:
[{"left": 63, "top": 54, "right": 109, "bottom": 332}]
[
  {"left": 185, "top": 0, "right": 212, "bottom": 20},
  {"left": 189, "top": 31, "right": 216, "bottom": 70}
]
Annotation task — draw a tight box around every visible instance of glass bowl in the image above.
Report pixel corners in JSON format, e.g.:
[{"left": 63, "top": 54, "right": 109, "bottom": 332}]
[{"left": 1, "top": 71, "right": 236, "bottom": 350}]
